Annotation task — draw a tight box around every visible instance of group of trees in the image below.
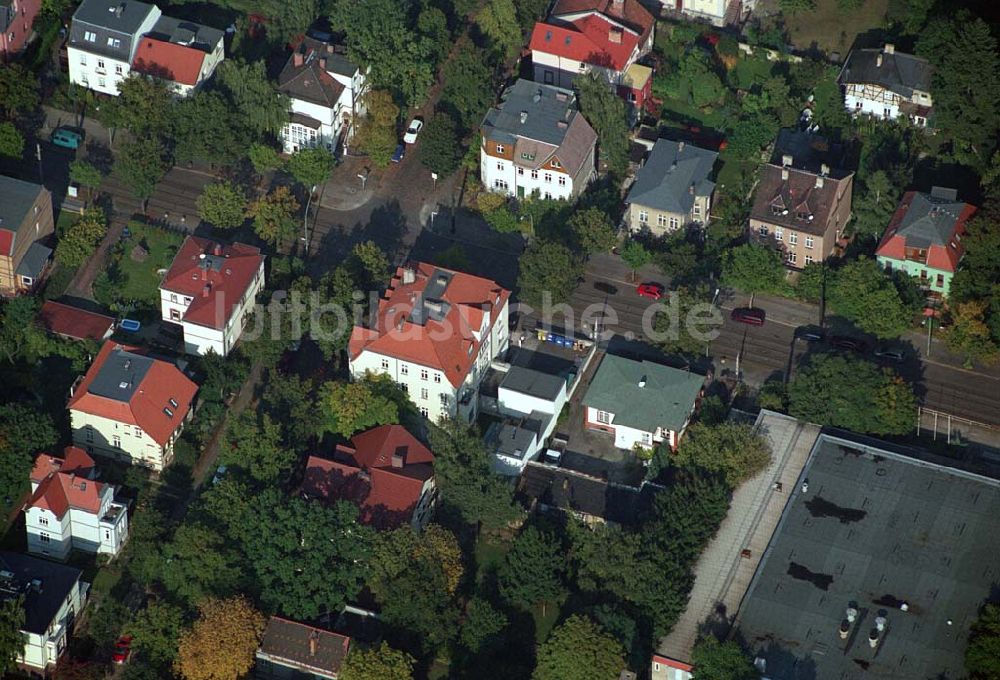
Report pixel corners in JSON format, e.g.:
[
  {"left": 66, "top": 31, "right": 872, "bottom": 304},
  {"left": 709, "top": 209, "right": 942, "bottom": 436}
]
[{"left": 0, "top": 64, "right": 39, "bottom": 161}]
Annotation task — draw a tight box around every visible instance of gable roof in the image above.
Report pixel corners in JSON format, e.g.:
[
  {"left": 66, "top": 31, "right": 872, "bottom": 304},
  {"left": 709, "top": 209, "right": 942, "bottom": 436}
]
[
  {"left": 750, "top": 163, "right": 854, "bottom": 235},
  {"left": 38, "top": 301, "right": 115, "bottom": 342},
  {"left": 550, "top": 0, "right": 654, "bottom": 42},
  {"left": 258, "top": 617, "right": 350, "bottom": 680},
  {"left": 582, "top": 354, "right": 704, "bottom": 432},
  {"left": 302, "top": 425, "right": 434, "bottom": 530},
  {"left": 30, "top": 447, "right": 96, "bottom": 486},
  {"left": 875, "top": 190, "right": 976, "bottom": 273},
  {"left": 0, "top": 175, "right": 46, "bottom": 257},
  {"left": 840, "top": 46, "right": 933, "bottom": 99},
  {"left": 772, "top": 128, "right": 852, "bottom": 179},
  {"left": 278, "top": 37, "right": 349, "bottom": 108},
  {"left": 626, "top": 139, "right": 717, "bottom": 214},
  {"left": 132, "top": 17, "right": 221, "bottom": 86},
  {"left": 28, "top": 447, "right": 108, "bottom": 519},
  {"left": 67, "top": 341, "right": 198, "bottom": 446},
  {"left": 529, "top": 15, "right": 640, "bottom": 72},
  {"left": 16, "top": 242, "right": 52, "bottom": 279},
  {"left": 0, "top": 552, "right": 81, "bottom": 634},
  {"left": 516, "top": 461, "right": 656, "bottom": 525},
  {"left": 348, "top": 263, "right": 510, "bottom": 388},
  {"left": 160, "top": 236, "right": 263, "bottom": 330}
]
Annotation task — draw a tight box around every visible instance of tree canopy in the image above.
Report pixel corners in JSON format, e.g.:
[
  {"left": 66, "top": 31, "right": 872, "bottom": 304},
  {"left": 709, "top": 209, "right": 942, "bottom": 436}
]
[
  {"left": 0, "top": 596, "right": 25, "bottom": 676},
  {"left": 341, "top": 642, "right": 415, "bottom": 680},
  {"left": 674, "top": 422, "right": 772, "bottom": 489},
  {"left": 691, "top": 637, "right": 760, "bottom": 680},
  {"left": 722, "top": 243, "right": 787, "bottom": 297},
  {"left": 576, "top": 73, "right": 630, "bottom": 176},
  {"left": 174, "top": 596, "right": 265, "bottom": 680},
  {"left": 497, "top": 525, "right": 566, "bottom": 610},
  {"left": 826, "top": 258, "right": 915, "bottom": 340},
  {"left": 532, "top": 615, "right": 625, "bottom": 680},
  {"left": 966, "top": 604, "right": 1000, "bottom": 680},
  {"left": 196, "top": 182, "right": 247, "bottom": 230}
]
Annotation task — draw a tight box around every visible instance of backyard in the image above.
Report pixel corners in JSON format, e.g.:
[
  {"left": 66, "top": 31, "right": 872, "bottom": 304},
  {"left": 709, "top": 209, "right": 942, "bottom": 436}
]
[
  {"left": 779, "top": 0, "right": 891, "bottom": 55},
  {"left": 94, "top": 221, "right": 184, "bottom": 316}
]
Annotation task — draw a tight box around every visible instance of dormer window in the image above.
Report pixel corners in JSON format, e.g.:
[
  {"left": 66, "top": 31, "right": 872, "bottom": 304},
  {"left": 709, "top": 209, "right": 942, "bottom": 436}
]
[
  {"left": 796, "top": 211, "right": 809, "bottom": 220},
  {"left": 496, "top": 144, "right": 504, "bottom": 154},
  {"left": 84, "top": 30, "right": 96, "bottom": 42},
  {"left": 520, "top": 152, "right": 535, "bottom": 161}
]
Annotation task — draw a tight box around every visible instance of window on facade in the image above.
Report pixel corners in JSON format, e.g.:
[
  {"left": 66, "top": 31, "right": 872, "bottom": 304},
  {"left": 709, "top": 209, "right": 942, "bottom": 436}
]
[
  {"left": 420, "top": 388, "right": 428, "bottom": 400},
  {"left": 804, "top": 255, "right": 814, "bottom": 265},
  {"left": 98, "top": 77, "right": 106, "bottom": 87},
  {"left": 39, "top": 517, "right": 48, "bottom": 526},
  {"left": 496, "top": 162, "right": 502, "bottom": 171},
  {"left": 544, "top": 191, "right": 553, "bottom": 199},
  {"left": 669, "top": 217, "right": 680, "bottom": 230},
  {"left": 40, "top": 534, "right": 50, "bottom": 543},
  {"left": 641, "top": 432, "right": 652, "bottom": 444},
  {"left": 439, "top": 394, "right": 448, "bottom": 406},
  {"left": 758, "top": 225, "right": 768, "bottom": 236},
  {"left": 97, "top": 59, "right": 104, "bottom": 69},
  {"left": 544, "top": 173, "right": 552, "bottom": 183},
  {"left": 397, "top": 383, "right": 408, "bottom": 394},
  {"left": 496, "top": 144, "right": 504, "bottom": 154},
  {"left": 115, "top": 64, "right": 123, "bottom": 74},
  {"left": 936, "top": 273, "right": 944, "bottom": 287},
  {"left": 419, "top": 407, "right": 429, "bottom": 418},
  {"left": 552, "top": 159, "right": 561, "bottom": 169},
  {"left": 79, "top": 54, "right": 87, "bottom": 65},
  {"left": 420, "top": 369, "right": 429, "bottom": 381},
  {"left": 517, "top": 167, "right": 523, "bottom": 176},
  {"left": 804, "top": 236, "right": 814, "bottom": 249},
  {"left": 433, "top": 373, "right": 441, "bottom": 383},
  {"left": 520, "top": 152, "right": 535, "bottom": 161},
  {"left": 638, "top": 210, "right": 648, "bottom": 223},
  {"left": 400, "top": 364, "right": 408, "bottom": 376},
  {"left": 657, "top": 214, "right": 667, "bottom": 227},
  {"left": 531, "top": 169, "right": 538, "bottom": 180},
  {"left": 170, "top": 294, "right": 178, "bottom": 303},
  {"left": 788, "top": 233, "right": 798, "bottom": 245},
  {"left": 20, "top": 276, "right": 32, "bottom": 287},
  {"left": 493, "top": 179, "right": 508, "bottom": 190},
  {"left": 693, "top": 204, "right": 701, "bottom": 216},
  {"left": 85, "top": 426, "right": 94, "bottom": 442},
  {"left": 134, "top": 427, "right": 141, "bottom": 437},
  {"left": 84, "top": 30, "right": 96, "bottom": 41},
  {"left": 112, "top": 435, "right": 121, "bottom": 449},
  {"left": 596, "top": 410, "right": 611, "bottom": 424},
  {"left": 558, "top": 176, "right": 566, "bottom": 186},
  {"left": 106, "top": 37, "right": 120, "bottom": 48},
  {"left": 169, "top": 308, "right": 181, "bottom": 321},
  {"left": 774, "top": 227, "right": 783, "bottom": 241},
  {"left": 381, "top": 358, "right": 389, "bottom": 370},
  {"left": 787, "top": 251, "right": 797, "bottom": 265}
]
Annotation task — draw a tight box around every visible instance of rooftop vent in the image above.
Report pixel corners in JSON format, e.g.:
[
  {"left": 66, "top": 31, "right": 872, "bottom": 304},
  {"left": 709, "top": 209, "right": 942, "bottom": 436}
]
[
  {"left": 118, "top": 381, "right": 129, "bottom": 389},
  {"left": 820, "top": 163, "right": 830, "bottom": 176},
  {"left": 545, "top": 30, "right": 552, "bottom": 41},
  {"left": 839, "top": 620, "right": 850, "bottom": 639},
  {"left": 163, "top": 407, "right": 174, "bottom": 418},
  {"left": 402, "top": 267, "right": 416, "bottom": 285},
  {"left": 816, "top": 176, "right": 825, "bottom": 189},
  {"left": 520, "top": 111, "right": 528, "bottom": 124},
  {"left": 533, "top": 90, "right": 542, "bottom": 103},
  {"left": 876, "top": 53, "right": 883, "bottom": 68},
  {"left": 638, "top": 375, "right": 647, "bottom": 388},
  {"left": 782, "top": 154, "right": 793, "bottom": 167},
  {"left": 884, "top": 43, "right": 895, "bottom": 54},
  {"left": 781, "top": 169, "right": 789, "bottom": 182},
  {"left": 169, "top": 398, "right": 179, "bottom": 408}
]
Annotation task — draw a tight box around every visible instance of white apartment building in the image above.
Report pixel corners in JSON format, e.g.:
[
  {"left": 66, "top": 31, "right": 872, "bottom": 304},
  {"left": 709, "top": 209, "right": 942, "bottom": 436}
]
[
  {"left": 839, "top": 44, "right": 934, "bottom": 127},
  {"left": 480, "top": 79, "right": 597, "bottom": 200},
  {"left": 2, "top": 552, "right": 86, "bottom": 674},
  {"left": 278, "top": 37, "right": 368, "bottom": 154},
  {"left": 131, "top": 15, "right": 225, "bottom": 97},
  {"left": 348, "top": 263, "right": 511, "bottom": 424},
  {"left": 67, "top": 0, "right": 161, "bottom": 95},
  {"left": 25, "top": 447, "right": 128, "bottom": 561},
  {"left": 68, "top": 341, "right": 198, "bottom": 471},
  {"left": 159, "top": 236, "right": 265, "bottom": 356}
]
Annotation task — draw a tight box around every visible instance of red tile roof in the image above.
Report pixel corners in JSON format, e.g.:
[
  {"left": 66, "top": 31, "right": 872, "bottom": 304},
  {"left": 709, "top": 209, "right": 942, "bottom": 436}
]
[
  {"left": 348, "top": 263, "right": 509, "bottom": 388},
  {"left": 28, "top": 447, "right": 107, "bottom": 519},
  {"left": 38, "top": 301, "right": 114, "bottom": 342},
  {"left": 302, "top": 425, "right": 434, "bottom": 530},
  {"left": 132, "top": 37, "right": 208, "bottom": 86},
  {"left": 160, "top": 237, "right": 264, "bottom": 331},
  {"left": 875, "top": 191, "right": 976, "bottom": 273},
  {"left": 530, "top": 15, "right": 640, "bottom": 71},
  {"left": 651, "top": 655, "right": 693, "bottom": 672},
  {"left": 67, "top": 341, "right": 198, "bottom": 447},
  {"left": 551, "top": 0, "right": 654, "bottom": 42}
]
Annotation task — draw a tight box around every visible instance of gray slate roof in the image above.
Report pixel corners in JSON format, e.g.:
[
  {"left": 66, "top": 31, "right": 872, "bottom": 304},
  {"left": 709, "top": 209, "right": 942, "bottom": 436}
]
[
  {"left": 626, "top": 139, "right": 717, "bottom": 214},
  {"left": 772, "top": 128, "right": 852, "bottom": 179},
  {"left": 582, "top": 354, "right": 704, "bottom": 432},
  {"left": 735, "top": 433, "right": 1000, "bottom": 680},
  {"left": 278, "top": 37, "right": 350, "bottom": 108},
  {"left": 895, "top": 190, "right": 969, "bottom": 249},
  {"left": 16, "top": 242, "right": 52, "bottom": 279},
  {"left": 0, "top": 175, "right": 45, "bottom": 236},
  {"left": 840, "top": 47, "right": 933, "bottom": 99},
  {"left": 500, "top": 366, "right": 566, "bottom": 401},
  {"left": 146, "top": 15, "right": 222, "bottom": 53},
  {"left": 88, "top": 346, "right": 154, "bottom": 402},
  {"left": 0, "top": 552, "right": 81, "bottom": 635},
  {"left": 69, "top": 0, "right": 158, "bottom": 61},
  {"left": 517, "top": 462, "right": 657, "bottom": 525}
]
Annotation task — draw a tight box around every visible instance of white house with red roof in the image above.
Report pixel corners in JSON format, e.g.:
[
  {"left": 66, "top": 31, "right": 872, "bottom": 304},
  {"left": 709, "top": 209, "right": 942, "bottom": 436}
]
[
  {"left": 68, "top": 341, "right": 198, "bottom": 471},
  {"left": 302, "top": 425, "right": 436, "bottom": 530},
  {"left": 159, "top": 236, "right": 265, "bottom": 357},
  {"left": 25, "top": 446, "right": 129, "bottom": 561},
  {"left": 131, "top": 15, "right": 224, "bottom": 97},
  {"left": 651, "top": 654, "right": 693, "bottom": 680},
  {"left": 530, "top": 0, "right": 654, "bottom": 108},
  {"left": 348, "top": 263, "right": 511, "bottom": 424}
]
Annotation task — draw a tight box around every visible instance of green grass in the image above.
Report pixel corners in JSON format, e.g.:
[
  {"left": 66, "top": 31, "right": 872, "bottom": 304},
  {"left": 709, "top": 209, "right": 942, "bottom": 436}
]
[
  {"left": 532, "top": 601, "right": 562, "bottom": 643},
  {"left": 782, "top": 0, "right": 890, "bottom": 55},
  {"left": 114, "top": 221, "right": 184, "bottom": 307},
  {"left": 473, "top": 535, "right": 510, "bottom": 585}
]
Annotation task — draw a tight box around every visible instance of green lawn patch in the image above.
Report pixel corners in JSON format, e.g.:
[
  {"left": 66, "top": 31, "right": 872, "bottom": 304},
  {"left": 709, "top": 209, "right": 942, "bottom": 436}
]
[
  {"left": 99, "top": 221, "right": 183, "bottom": 313},
  {"left": 474, "top": 534, "right": 511, "bottom": 585},
  {"left": 783, "top": 0, "right": 890, "bottom": 55},
  {"left": 533, "top": 601, "right": 562, "bottom": 643}
]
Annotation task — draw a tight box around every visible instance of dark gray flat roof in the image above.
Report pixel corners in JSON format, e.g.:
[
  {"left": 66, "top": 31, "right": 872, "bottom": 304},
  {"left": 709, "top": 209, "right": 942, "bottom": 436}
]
[
  {"left": 500, "top": 366, "right": 566, "bottom": 401},
  {"left": 16, "top": 242, "right": 52, "bottom": 278},
  {"left": 0, "top": 552, "right": 81, "bottom": 635},
  {"left": 88, "top": 346, "right": 154, "bottom": 402},
  {"left": 147, "top": 15, "right": 223, "bottom": 53},
  {"left": 734, "top": 433, "right": 1000, "bottom": 680},
  {"left": 72, "top": 0, "right": 156, "bottom": 34}
]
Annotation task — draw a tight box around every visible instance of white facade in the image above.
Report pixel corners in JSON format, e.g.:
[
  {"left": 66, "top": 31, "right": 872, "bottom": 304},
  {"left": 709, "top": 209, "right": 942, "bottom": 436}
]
[
  {"left": 586, "top": 405, "right": 681, "bottom": 450},
  {"left": 70, "top": 411, "right": 181, "bottom": 471},
  {"left": 532, "top": 51, "right": 623, "bottom": 91},
  {"left": 67, "top": 5, "right": 161, "bottom": 95},
  {"left": 843, "top": 83, "right": 932, "bottom": 126},
  {"left": 481, "top": 153, "right": 582, "bottom": 201},
  {"left": 667, "top": 0, "right": 728, "bottom": 26},
  {"left": 349, "top": 299, "right": 510, "bottom": 424},
  {"left": 282, "top": 67, "right": 367, "bottom": 154},
  {"left": 18, "top": 580, "right": 86, "bottom": 672},
  {"left": 161, "top": 39, "right": 224, "bottom": 97},
  {"left": 159, "top": 260, "right": 265, "bottom": 357},
  {"left": 651, "top": 657, "right": 693, "bottom": 680},
  {"left": 498, "top": 381, "right": 566, "bottom": 418},
  {"left": 25, "top": 483, "right": 128, "bottom": 561}
]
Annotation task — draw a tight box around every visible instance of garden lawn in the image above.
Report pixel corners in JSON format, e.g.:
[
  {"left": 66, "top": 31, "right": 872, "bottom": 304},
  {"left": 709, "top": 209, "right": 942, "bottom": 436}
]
[
  {"left": 782, "top": 0, "right": 890, "bottom": 55},
  {"left": 115, "top": 222, "right": 184, "bottom": 308}
]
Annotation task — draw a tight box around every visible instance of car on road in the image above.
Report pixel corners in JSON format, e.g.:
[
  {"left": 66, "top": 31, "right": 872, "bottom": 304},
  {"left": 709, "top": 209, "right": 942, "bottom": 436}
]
[
  {"left": 391, "top": 143, "right": 406, "bottom": 163},
  {"left": 594, "top": 281, "right": 618, "bottom": 295},
  {"left": 731, "top": 307, "right": 766, "bottom": 326},
  {"left": 51, "top": 127, "right": 84, "bottom": 150},
  {"left": 112, "top": 636, "right": 133, "bottom": 664},
  {"left": 831, "top": 335, "right": 867, "bottom": 353},
  {"left": 636, "top": 282, "right": 665, "bottom": 300},
  {"left": 796, "top": 326, "right": 826, "bottom": 342},
  {"left": 874, "top": 347, "right": 905, "bottom": 362},
  {"left": 403, "top": 118, "right": 423, "bottom": 144}
]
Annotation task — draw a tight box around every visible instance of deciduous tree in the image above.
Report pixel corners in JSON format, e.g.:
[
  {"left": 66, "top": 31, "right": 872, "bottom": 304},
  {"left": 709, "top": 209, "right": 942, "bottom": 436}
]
[
  {"left": 0, "top": 64, "right": 39, "bottom": 118},
  {"left": 576, "top": 72, "right": 630, "bottom": 176},
  {"left": 477, "top": 0, "right": 521, "bottom": 61},
  {"left": 160, "top": 524, "right": 243, "bottom": 607},
  {"left": 945, "top": 301, "right": 999, "bottom": 364},
  {"left": 459, "top": 598, "right": 508, "bottom": 654},
  {"left": 691, "top": 637, "right": 759, "bottom": 680},
  {"left": 126, "top": 602, "right": 185, "bottom": 666},
  {"left": 174, "top": 596, "right": 265, "bottom": 680},
  {"left": 69, "top": 160, "right": 103, "bottom": 199},
  {"left": 966, "top": 604, "right": 1000, "bottom": 680},
  {"left": 722, "top": 243, "right": 786, "bottom": 299},
  {"left": 196, "top": 182, "right": 247, "bottom": 230},
  {"left": 419, "top": 113, "right": 462, "bottom": 177},
  {"left": 674, "top": 422, "right": 771, "bottom": 489},
  {"left": 341, "top": 642, "right": 414, "bottom": 680},
  {"left": 215, "top": 61, "right": 290, "bottom": 138},
  {"left": 440, "top": 42, "right": 495, "bottom": 131},
  {"left": 532, "top": 615, "right": 625, "bottom": 680},
  {"left": 223, "top": 411, "right": 298, "bottom": 483},
  {"left": 620, "top": 240, "right": 651, "bottom": 282},
  {"left": 0, "top": 122, "right": 24, "bottom": 160},
  {"left": 318, "top": 378, "right": 400, "bottom": 438},
  {"left": 497, "top": 525, "right": 566, "bottom": 611},
  {"left": 286, "top": 147, "right": 335, "bottom": 188},
  {"left": 0, "top": 596, "right": 24, "bottom": 675},
  {"left": 826, "top": 257, "right": 913, "bottom": 339},
  {"left": 248, "top": 186, "right": 299, "bottom": 247},
  {"left": 55, "top": 209, "right": 106, "bottom": 268},
  {"left": 354, "top": 90, "right": 399, "bottom": 167},
  {"left": 115, "top": 137, "right": 168, "bottom": 210},
  {"left": 569, "top": 208, "right": 617, "bottom": 255},
  {"left": 517, "top": 240, "right": 583, "bottom": 307}
]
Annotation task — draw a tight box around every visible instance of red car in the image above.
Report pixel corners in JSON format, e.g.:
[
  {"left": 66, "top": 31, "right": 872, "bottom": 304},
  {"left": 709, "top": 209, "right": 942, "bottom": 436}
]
[
  {"left": 731, "top": 307, "right": 766, "bottom": 326},
  {"left": 112, "top": 636, "right": 133, "bottom": 665},
  {"left": 636, "top": 283, "right": 665, "bottom": 300}
]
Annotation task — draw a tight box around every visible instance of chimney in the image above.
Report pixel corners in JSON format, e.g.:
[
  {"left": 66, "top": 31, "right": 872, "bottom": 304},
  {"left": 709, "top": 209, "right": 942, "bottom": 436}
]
[
  {"left": 815, "top": 176, "right": 825, "bottom": 189},
  {"left": 677, "top": 141, "right": 685, "bottom": 153},
  {"left": 610, "top": 0, "right": 624, "bottom": 15},
  {"left": 820, "top": 163, "right": 830, "bottom": 176},
  {"left": 326, "top": 43, "right": 334, "bottom": 53},
  {"left": 212, "top": 243, "right": 222, "bottom": 257},
  {"left": 839, "top": 620, "right": 850, "bottom": 639},
  {"left": 293, "top": 51, "right": 304, "bottom": 67},
  {"left": 115, "top": 2, "right": 124, "bottom": 17},
  {"left": 402, "top": 267, "right": 416, "bottom": 285},
  {"left": 876, "top": 53, "right": 883, "bottom": 68},
  {"left": 688, "top": 183, "right": 695, "bottom": 195},
  {"left": 781, "top": 154, "right": 793, "bottom": 167},
  {"left": 319, "top": 57, "right": 327, "bottom": 70},
  {"left": 638, "top": 375, "right": 647, "bottom": 388},
  {"left": 609, "top": 26, "right": 623, "bottom": 44},
  {"left": 884, "top": 43, "right": 895, "bottom": 55},
  {"left": 781, "top": 168, "right": 789, "bottom": 182},
  {"left": 309, "top": 630, "right": 319, "bottom": 657},
  {"left": 868, "top": 629, "right": 880, "bottom": 648},
  {"left": 520, "top": 110, "right": 528, "bottom": 124},
  {"left": 201, "top": 283, "right": 211, "bottom": 298}
]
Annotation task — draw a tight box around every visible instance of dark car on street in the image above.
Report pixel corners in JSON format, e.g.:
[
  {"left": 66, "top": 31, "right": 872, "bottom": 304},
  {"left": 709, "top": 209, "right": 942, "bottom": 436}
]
[{"left": 731, "top": 307, "right": 766, "bottom": 326}]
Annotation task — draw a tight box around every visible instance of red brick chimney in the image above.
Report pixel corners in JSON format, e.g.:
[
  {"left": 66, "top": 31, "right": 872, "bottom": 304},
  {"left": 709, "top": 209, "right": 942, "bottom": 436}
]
[{"left": 293, "top": 52, "right": 304, "bottom": 67}]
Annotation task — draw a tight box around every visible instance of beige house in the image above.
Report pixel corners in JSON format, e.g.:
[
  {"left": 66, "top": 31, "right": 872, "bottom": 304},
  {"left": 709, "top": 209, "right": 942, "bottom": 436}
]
[
  {"left": 749, "top": 158, "right": 854, "bottom": 269},
  {"left": 625, "top": 139, "right": 717, "bottom": 236},
  {"left": 0, "top": 175, "right": 54, "bottom": 295}
]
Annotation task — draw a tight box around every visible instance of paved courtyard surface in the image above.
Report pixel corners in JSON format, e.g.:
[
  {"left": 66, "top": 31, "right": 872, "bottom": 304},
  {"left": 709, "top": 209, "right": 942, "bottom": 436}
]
[{"left": 657, "top": 410, "right": 820, "bottom": 661}]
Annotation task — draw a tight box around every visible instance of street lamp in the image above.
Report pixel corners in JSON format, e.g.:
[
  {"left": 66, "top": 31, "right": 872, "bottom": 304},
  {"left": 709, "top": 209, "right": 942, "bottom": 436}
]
[
  {"left": 302, "top": 184, "right": 317, "bottom": 251},
  {"left": 357, "top": 170, "right": 368, "bottom": 191}
]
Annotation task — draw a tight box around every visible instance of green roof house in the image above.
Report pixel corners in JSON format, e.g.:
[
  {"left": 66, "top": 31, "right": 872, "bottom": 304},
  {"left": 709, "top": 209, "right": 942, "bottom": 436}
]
[{"left": 583, "top": 354, "right": 704, "bottom": 451}]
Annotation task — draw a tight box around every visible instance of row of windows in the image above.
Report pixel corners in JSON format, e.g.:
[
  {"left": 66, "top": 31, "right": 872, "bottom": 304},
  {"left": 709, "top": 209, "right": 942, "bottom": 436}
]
[
  {"left": 785, "top": 252, "right": 814, "bottom": 265},
  {"left": 513, "top": 167, "right": 567, "bottom": 185},
  {"left": 398, "top": 383, "right": 450, "bottom": 406},
  {"left": 379, "top": 359, "right": 443, "bottom": 383},
  {"left": 494, "top": 144, "right": 560, "bottom": 169},
  {"left": 78, "top": 53, "right": 124, "bottom": 74},
  {"left": 758, "top": 225, "right": 815, "bottom": 249},
  {"left": 638, "top": 211, "right": 680, "bottom": 230}
]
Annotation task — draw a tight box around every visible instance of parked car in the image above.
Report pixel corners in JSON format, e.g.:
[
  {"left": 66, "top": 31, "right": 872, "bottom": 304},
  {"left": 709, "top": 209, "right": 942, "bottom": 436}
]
[
  {"left": 731, "top": 307, "right": 766, "bottom": 326},
  {"left": 594, "top": 281, "right": 618, "bottom": 295},
  {"left": 403, "top": 118, "right": 423, "bottom": 144},
  {"left": 212, "top": 465, "right": 228, "bottom": 486},
  {"left": 636, "top": 282, "right": 665, "bottom": 300},
  {"left": 874, "top": 347, "right": 905, "bottom": 362},
  {"left": 51, "top": 127, "right": 84, "bottom": 150},
  {"left": 796, "top": 326, "right": 826, "bottom": 342},
  {"left": 391, "top": 143, "right": 406, "bottom": 163},
  {"left": 831, "top": 335, "right": 867, "bottom": 353},
  {"left": 112, "top": 636, "right": 133, "bottom": 665}
]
